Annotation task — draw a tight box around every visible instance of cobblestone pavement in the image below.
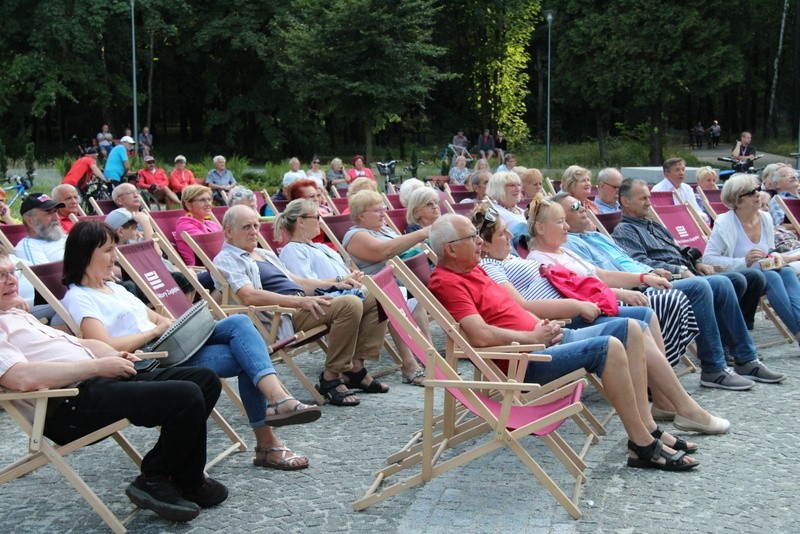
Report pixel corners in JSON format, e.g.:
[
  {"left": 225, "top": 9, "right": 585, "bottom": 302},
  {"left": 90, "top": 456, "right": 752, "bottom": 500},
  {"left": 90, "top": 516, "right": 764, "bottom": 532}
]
[{"left": 1, "top": 317, "right": 798, "bottom": 533}]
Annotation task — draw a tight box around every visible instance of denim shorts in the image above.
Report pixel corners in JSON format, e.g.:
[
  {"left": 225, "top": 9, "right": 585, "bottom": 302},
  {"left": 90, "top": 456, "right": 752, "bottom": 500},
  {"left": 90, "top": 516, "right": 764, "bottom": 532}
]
[{"left": 525, "top": 317, "right": 635, "bottom": 385}]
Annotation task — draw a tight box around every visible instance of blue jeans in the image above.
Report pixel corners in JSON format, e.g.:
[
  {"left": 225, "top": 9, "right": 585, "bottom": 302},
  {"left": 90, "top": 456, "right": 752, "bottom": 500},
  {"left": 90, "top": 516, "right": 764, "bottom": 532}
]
[
  {"left": 762, "top": 267, "right": 800, "bottom": 335},
  {"left": 567, "top": 305, "right": 652, "bottom": 330},
  {"left": 182, "top": 314, "right": 276, "bottom": 428},
  {"left": 719, "top": 269, "right": 765, "bottom": 328},
  {"left": 525, "top": 318, "right": 634, "bottom": 385},
  {"left": 672, "top": 275, "right": 757, "bottom": 372}
]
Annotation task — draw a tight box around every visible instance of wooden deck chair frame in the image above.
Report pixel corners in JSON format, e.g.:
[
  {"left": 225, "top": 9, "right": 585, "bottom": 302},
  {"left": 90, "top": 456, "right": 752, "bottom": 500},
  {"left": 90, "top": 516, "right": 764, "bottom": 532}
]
[
  {"left": 775, "top": 196, "right": 800, "bottom": 235},
  {"left": 181, "top": 230, "right": 331, "bottom": 405},
  {"left": 0, "top": 389, "right": 144, "bottom": 533},
  {"left": 585, "top": 211, "right": 611, "bottom": 238},
  {"left": 0, "top": 223, "right": 28, "bottom": 251},
  {"left": 18, "top": 258, "right": 247, "bottom": 471},
  {"left": 88, "top": 197, "right": 118, "bottom": 216},
  {"left": 389, "top": 256, "right": 608, "bottom": 433},
  {"left": 354, "top": 264, "right": 603, "bottom": 519}
]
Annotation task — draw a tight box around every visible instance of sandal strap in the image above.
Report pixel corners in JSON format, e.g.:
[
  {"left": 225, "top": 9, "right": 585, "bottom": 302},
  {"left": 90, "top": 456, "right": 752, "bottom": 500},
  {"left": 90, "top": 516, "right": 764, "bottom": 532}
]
[
  {"left": 267, "top": 397, "right": 295, "bottom": 410},
  {"left": 651, "top": 426, "right": 691, "bottom": 451},
  {"left": 628, "top": 438, "right": 687, "bottom": 466}
]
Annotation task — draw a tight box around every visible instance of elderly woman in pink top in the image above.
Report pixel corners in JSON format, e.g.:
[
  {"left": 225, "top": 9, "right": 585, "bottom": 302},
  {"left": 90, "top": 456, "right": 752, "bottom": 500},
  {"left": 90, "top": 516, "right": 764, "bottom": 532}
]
[{"left": 174, "top": 184, "right": 222, "bottom": 265}]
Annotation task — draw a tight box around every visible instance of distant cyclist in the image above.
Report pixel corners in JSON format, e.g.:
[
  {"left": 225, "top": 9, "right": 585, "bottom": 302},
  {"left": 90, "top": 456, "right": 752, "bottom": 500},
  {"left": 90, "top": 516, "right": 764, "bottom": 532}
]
[{"left": 61, "top": 148, "right": 106, "bottom": 193}]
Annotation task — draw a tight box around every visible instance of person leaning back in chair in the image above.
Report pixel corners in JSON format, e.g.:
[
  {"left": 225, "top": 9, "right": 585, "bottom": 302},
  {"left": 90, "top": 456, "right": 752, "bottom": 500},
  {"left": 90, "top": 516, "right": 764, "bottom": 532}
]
[
  {"left": 0, "top": 246, "right": 227, "bottom": 523},
  {"left": 731, "top": 131, "right": 757, "bottom": 171},
  {"left": 611, "top": 178, "right": 786, "bottom": 387},
  {"left": 213, "top": 205, "right": 390, "bottom": 406},
  {"left": 427, "top": 214, "right": 700, "bottom": 471}
]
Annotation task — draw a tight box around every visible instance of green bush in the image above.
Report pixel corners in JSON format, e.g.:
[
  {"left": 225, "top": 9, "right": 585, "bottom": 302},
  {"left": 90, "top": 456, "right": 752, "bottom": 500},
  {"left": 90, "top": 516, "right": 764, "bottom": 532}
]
[
  {"left": 53, "top": 155, "right": 74, "bottom": 177},
  {"left": 0, "top": 139, "right": 6, "bottom": 178}
]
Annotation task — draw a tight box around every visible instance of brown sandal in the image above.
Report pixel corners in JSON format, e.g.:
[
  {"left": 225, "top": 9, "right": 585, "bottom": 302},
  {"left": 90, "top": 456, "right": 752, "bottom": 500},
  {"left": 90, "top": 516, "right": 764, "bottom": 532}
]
[
  {"left": 265, "top": 396, "right": 322, "bottom": 427},
  {"left": 253, "top": 446, "right": 309, "bottom": 471}
]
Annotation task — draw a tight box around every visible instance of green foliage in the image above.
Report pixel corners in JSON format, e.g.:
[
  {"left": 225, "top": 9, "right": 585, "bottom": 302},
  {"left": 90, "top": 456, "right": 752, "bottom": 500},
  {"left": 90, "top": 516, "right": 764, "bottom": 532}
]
[
  {"left": 53, "top": 155, "right": 75, "bottom": 177},
  {"left": 188, "top": 155, "right": 251, "bottom": 184},
  {"left": 0, "top": 139, "right": 6, "bottom": 178},
  {"left": 24, "top": 143, "right": 35, "bottom": 171}
]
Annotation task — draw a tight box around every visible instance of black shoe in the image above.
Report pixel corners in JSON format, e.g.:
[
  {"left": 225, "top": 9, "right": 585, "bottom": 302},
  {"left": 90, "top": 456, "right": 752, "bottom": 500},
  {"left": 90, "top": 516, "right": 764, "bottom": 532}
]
[
  {"left": 125, "top": 475, "right": 200, "bottom": 522},
  {"left": 181, "top": 476, "right": 229, "bottom": 508}
]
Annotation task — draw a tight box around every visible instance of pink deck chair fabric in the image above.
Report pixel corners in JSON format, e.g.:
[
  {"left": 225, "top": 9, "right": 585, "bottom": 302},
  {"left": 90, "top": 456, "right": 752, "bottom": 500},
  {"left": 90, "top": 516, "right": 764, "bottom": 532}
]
[{"left": 652, "top": 204, "right": 708, "bottom": 252}]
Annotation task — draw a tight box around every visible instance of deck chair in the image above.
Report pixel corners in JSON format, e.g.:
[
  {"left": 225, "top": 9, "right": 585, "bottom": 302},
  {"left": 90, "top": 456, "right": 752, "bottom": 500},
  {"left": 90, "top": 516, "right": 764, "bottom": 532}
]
[
  {"left": 0, "top": 223, "right": 28, "bottom": 250},
  {"left": 68, "top": 213, "right": 105, "bottom": 225},
  {"left": 181, "top": 230, "right": 331, "bottom": 405},
  {"left": 148, "top": 209, "right": 187, "bottom": 256},
  {"left": 265, "top": 196, "right": 289, "bottom": 215},
  {"left": 210, "top": 205, "right": 228, "bottom": 224},
  {"left": 705, "top": 201, "right": 729, "bottom": 220},
  {"left": 445, "top": 201, "right": 476, "bottom": 216},
  {"left": 384, "top": 208, "right": 409, "bottom": 235},
  {"left": 649, "top": 191, "right": 676, "bottom": 207},
  {"left": 257, "top": 221, "right": 288, "bottom": 254},
  {"left": 330, "top": 196, "right": 349, "bottom": 215},
  {"left": 0, "top": 389, "right": 145, "bottom": 533},
  {"left": 88, "top": 197, "right": 118, "bottom": 215},
  {"left": 20, "top": 256, "right": 248, "bottom": 470},
  {"left": 587, "top": 210, "right": 621, "bottom": 238},
  {"left": 354, "top": 265, "right": 602, "bottom": 519},
  {"left": 651, "top": 203, "right": 794, "bottom": 350},
  {"left": 318, "top": 214, "right": 357, "bottom": 268},
  {"left": 447, "top": 184, "right": 468, "bottom": 193},
  {"left": 382, "top": 193, "right": 401, "bottom": 209},
  {"left": 254, "top": 190, "right": 268, "bottom": 212},
  {"left": 776, "top": 196, "right": 800, "bottom": 234},
  {"left": 449, "top": 190, "right": 476, "bottom": 203}
]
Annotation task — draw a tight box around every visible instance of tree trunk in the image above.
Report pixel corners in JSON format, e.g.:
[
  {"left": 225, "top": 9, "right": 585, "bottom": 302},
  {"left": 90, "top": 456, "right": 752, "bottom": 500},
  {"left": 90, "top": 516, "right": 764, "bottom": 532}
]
[
  {"left": 595, "top": 108, "right": 609, "bottom": 163},
  {"left": 648, "top": 100, "right": 664, "bottom": 165},
  {"left": 146, "top": 30, "right": 155, "bottom": 130},
  {"left": 765, "top": 0, "right": 789, "bottom": 140}
]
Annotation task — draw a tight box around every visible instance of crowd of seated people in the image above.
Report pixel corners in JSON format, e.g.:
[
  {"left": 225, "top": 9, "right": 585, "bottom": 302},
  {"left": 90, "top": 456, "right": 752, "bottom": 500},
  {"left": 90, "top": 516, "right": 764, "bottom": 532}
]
[{"left": 4, "top": 148, "right": 800, "bottom": 529}]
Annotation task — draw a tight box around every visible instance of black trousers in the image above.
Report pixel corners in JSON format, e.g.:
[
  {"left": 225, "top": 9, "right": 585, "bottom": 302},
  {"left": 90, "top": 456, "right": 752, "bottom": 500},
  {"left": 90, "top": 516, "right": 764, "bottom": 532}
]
[{"left": 44, "top": 366, "right": 221, "bottom": 490}]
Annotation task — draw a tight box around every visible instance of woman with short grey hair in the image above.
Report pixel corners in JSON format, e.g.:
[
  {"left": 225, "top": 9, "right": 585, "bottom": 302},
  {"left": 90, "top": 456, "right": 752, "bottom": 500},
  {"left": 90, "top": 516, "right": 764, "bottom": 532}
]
[
  {"left": 705, "top": 173, "right": 800, "bottom": 346},
  {"left": 405, "top": 187, "right": 441, "bottom": 233},
  {"left": 485, "top": 171, "right": 526, "bottom": 235},
  {"left": 227, "top": 186, "right": 257, "bottom": 211}
]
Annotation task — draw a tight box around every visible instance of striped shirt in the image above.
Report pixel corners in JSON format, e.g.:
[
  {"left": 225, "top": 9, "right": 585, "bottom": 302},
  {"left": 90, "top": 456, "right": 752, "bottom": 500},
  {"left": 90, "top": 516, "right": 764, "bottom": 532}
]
[{"left": 480, "top": 257, "right": 561, "bottom": 300}]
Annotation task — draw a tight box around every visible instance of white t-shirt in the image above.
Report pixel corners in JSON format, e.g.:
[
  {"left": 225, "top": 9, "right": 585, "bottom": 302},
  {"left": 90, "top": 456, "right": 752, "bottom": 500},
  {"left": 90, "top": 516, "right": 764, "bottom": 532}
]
[
  {"left": 62, "top": 282, "right": 155, "bottom": 337},
  {"left": 279, "top": 241, "right": 349, "bottom": 280},
  {"left": 305, "top": 170, "right": 325, "bottom": 188},
  {"left": 282, "top": 170, "right": 308, "bottom": 188},
  {"left": 651, "top": 178, "right": 710, "bottom": 224},
  {"left": 14, "top": 236, "right": 67, "bottom": 265}
]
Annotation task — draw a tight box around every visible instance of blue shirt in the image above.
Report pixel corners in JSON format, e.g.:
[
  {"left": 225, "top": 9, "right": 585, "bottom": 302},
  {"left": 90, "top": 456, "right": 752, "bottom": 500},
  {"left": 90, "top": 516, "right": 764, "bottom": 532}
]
[
  {"left": 563, "top": 232, "right": 650, "bottom": 273},
  {"left": 768, "top": 191, "right": 796, "bottom": 226},
  {"left": 594, "top": 198, "right": 620, "bottom": 214},
  {"left": 104, "top": 145, "right": 129, "bottom": 181},
  {"left": 205, "top": 169, "right": 236, "bottom": 187}
]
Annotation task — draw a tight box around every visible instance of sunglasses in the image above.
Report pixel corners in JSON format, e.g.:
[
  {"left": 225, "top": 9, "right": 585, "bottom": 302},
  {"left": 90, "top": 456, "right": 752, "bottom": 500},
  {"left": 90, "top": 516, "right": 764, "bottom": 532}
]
[
  {"left": 739, "top": 188, "right": 759, "bottom": 200},
  {"left": 529, "top": 199, "right": 552, "bottom": 222},
  {"left": 300, "top": 214, "right": 321, "bottom": 220},
  {"left": 476, "top": 207, "right": 499, "bottom": 234},
  {"left": 569, "top": 201, "right": 582, "bottom": 212}
]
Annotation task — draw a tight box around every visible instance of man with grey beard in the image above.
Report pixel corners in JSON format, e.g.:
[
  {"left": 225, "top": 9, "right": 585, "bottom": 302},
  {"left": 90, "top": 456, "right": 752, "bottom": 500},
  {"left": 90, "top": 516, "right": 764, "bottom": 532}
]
[{"left": 14, "top": 193, "right": 68, "bottom": 264}]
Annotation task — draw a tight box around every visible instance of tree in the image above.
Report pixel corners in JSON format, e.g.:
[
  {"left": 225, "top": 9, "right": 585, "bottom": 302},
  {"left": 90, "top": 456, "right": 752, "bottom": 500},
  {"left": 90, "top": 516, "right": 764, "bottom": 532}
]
[
  {"left": 274, "top": 0, "right": 449, "bottom": 163},
  {"left": 553, "top": 0, "right": 742, "bottom": 163}
]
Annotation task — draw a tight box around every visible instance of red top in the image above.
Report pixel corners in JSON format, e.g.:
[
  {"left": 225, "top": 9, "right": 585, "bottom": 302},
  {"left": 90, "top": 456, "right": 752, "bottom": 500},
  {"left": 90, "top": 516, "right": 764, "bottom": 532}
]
[
  {"left": 61, "top": 156, "right": 95, "bottom": 188},
  {"left": 346, "top": 168, "right": 375, "bottom": 182},
  {"left": 169, "top": 168, "right": 197, "bottom": 193},
  {"left": 137, "top": 167, "right": 169, "bottom": 188}
]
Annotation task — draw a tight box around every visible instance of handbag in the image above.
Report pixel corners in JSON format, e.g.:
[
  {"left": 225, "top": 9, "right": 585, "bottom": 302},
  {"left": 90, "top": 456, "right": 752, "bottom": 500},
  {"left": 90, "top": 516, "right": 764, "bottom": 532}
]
[
  {"left": 539, "top": 263, "right": 619, "bottom": 316},
  {"left": 144, "top": 301, "right": 216, "bottom": 367}
]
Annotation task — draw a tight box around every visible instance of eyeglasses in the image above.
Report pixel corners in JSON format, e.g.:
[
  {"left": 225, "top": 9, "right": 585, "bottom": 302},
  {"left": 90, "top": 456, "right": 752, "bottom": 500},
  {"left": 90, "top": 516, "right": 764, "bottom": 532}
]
[
  {"left": 738, "top": 188, "right": 759, "bottom": 200},
  {"left": 601, "top": 181, "right": 621, "bottom": 190},
  {"left": 568, "top": 201, "right": 583, "bottom": 212},
  {"left": 0, "top": 268, "right": 20, "bottom": 283},
  {"left": 446, "top": 231, "right": 480, "bottom": 245},
  {"left": 300, "top": 214, "right": 321, "bottom": 220},
  {"left": 312, "top": 160, "right": 320, "bottom": 164},
  {"left": 191, "top": 197, "right": 214, "bottom": 204}
]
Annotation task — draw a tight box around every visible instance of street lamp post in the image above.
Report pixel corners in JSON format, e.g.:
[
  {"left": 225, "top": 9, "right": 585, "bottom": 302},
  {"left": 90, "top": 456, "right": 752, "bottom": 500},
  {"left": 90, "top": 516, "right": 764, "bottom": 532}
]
[
  {"left": 544, "top": 10, "right": 555, "bottom": 169},
  {"left": 130, "top": 0, "right": 138, "bottom": 157}
]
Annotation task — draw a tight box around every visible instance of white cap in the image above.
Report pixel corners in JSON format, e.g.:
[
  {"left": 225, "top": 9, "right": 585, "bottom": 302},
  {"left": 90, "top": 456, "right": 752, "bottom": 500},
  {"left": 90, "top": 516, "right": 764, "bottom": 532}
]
[{"left": 120, "top": 136, "right": 135, "bottom": 144}]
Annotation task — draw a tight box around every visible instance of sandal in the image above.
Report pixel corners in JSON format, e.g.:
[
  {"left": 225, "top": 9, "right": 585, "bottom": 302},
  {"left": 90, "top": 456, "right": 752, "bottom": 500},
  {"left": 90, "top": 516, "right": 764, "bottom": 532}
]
[
  {"left": 401, "top": 368, "right": 425, "bottom": 387},
  {"left": 343, "top": 368, "right": 389, "bottom": 393},
  {"left": 265, "top": 396, "right": 322, "bottom": 428},
  {"left": 651, "top": 426, "right": 697, "bottom": 453},
  {"left": 253, "top": 446, "right": 309, "bottom": 471},
  {"left": 627, "top": 439, "right": 699, "bottom": 471},
  {"left": 316, "top": 373, "right": 361, "bottom": 406}
]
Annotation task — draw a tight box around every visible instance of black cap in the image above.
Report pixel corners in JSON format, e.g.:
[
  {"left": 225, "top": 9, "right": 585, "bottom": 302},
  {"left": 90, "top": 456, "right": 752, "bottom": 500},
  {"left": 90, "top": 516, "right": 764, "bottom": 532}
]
[
  {"left": 20, "top": 193, "right": 66, "bottom": 216},
  {"left": 85, "top": 147, "right": 98, "bottom": 155}
]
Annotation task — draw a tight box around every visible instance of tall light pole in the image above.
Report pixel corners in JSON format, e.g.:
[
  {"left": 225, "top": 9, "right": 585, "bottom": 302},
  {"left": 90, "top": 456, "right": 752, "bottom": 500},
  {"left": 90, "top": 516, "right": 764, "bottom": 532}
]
[
  {"left": 544, "top": 10, "right": 555, "bottom": 169},
  {"left": 130, "top": 0, "right": 138, "bottom": 157}
]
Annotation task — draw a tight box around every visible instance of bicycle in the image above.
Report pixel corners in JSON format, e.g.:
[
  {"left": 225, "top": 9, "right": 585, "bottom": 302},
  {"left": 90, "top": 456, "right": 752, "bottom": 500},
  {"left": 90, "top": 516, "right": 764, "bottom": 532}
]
[
  {"left": 375, "top": 160, "right": 402, "bottom": 190},
  {"left": 717, "top": 155, "right": 763, "bottom": 182},
  {"left": 80, "top": 175, "right": 114, "bottom": 215},
  {"left": 1, "top": 168, "right": 36, "bottom": 208}
]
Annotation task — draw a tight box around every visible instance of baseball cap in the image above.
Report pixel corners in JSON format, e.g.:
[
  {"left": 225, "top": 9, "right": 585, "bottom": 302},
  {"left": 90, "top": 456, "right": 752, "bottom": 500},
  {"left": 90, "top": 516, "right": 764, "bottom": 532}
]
[
  {"left": 104, "top": 208, "right": 136, "bottom": 230},
  {"left": 174, "top": 155, "right": 187, "bottom": 163},
  {"left": 20, "top": 193, "right": 65, "bottom": 216},
  {"left": 120, "top": 135, "right": 135, "bottom": 144},
  {"left": 144, "top": 155, "right": 155, "bottom": 162}
]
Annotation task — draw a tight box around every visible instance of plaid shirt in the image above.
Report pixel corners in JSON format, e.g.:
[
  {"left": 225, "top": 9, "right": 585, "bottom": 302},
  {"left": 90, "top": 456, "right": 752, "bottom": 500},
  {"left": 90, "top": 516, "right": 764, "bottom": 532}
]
[{"left": 611, "top": 215, "right": 693, "bottom": 274}]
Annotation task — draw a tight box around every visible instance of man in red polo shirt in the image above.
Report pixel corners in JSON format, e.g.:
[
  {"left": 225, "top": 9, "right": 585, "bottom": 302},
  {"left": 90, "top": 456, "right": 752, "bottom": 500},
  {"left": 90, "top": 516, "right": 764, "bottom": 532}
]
[{"left": 137, "top": 155, "right": 181, "bottom": 209}]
